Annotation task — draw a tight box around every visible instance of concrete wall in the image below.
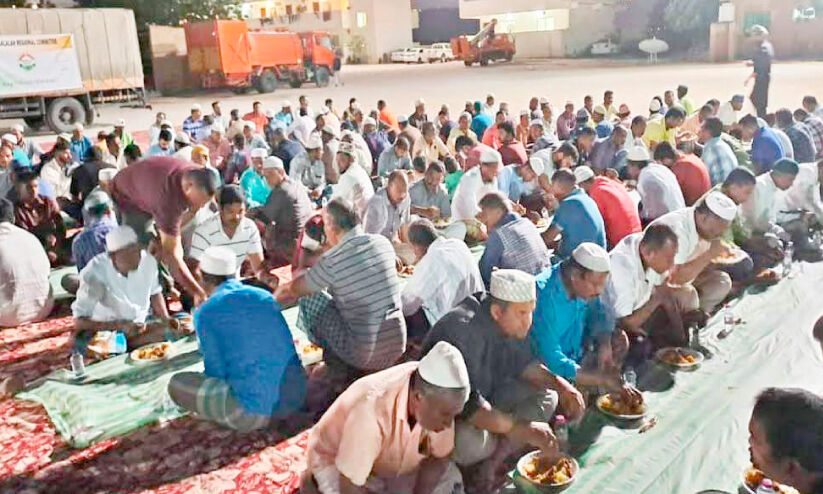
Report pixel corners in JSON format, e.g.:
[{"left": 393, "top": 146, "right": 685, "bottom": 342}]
[
  {"left": 512, "top": 31, "right": 565, "bottom": 59},
  {"left": 562, "top": 4, "right": 619, "bottom": 56},
  {"left": 349, "top": 0, "right": 414, "bottom": 63},
  {"left": 729, "top": 0, "right": 823, "bottom": 59},
  {"left": 709, "top": 21, "right": 736, "bottom": 62}
]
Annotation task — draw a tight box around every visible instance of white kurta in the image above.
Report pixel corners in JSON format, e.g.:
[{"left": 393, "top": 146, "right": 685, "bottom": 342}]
[{"left": 451, "top": 166, "right": 498, "bottom": 221}]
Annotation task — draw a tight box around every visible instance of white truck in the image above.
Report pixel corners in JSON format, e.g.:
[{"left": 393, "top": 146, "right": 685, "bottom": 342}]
[
  {"left": 424, "top": 43, "right": 453, "bottom": 63},
  {"left": 0, "top": 8, "right": 146, "bottom": 133}
]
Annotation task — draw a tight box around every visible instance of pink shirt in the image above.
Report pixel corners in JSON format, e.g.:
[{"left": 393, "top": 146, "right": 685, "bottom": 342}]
[{"left": 307, "top": 362, "right": 455, "bottom": 486}]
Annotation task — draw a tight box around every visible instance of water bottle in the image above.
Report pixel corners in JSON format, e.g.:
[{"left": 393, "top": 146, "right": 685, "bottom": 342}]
[
  {"left": 70, "top": 351, "right": 86, "bottom": 379},
  {"left": 554, "top": 415, "right": 569, "bottom": 453},
  {"left": 623, "top": 367, "right": 637, "bottom": 388},
  {"left": 724, "top": 305, "right": 734, "bottom": 332},
  {"left": 158, "top": 392, "right": 179, "bottom": 424},
  {"left": 756, "top": 479, "right": 777, "bottom": 494},
  {"left": 783, "top": 241, "right": 794, "bottom": 276}
]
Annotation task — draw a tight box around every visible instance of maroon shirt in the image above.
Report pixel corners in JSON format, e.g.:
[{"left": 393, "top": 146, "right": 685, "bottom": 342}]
[
  {"left": 110, "top": 157, "right": 200, "bottom": 236},
  {"left": 499, "top": 140, "right": 528, "bottom": 166}
]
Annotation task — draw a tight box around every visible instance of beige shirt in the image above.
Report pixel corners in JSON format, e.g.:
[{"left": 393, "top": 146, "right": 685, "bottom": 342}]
[
  {"left": 413, "top": 135, "right": 451, "bottom": 163},
  {"left": 0, "top": 222, "right": 53, "bottom": 327}
]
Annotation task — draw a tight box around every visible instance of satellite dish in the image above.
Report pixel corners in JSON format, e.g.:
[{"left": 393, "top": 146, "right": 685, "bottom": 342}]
[{"left": 638, "top": 38, "right": 670, "bottom": 54}]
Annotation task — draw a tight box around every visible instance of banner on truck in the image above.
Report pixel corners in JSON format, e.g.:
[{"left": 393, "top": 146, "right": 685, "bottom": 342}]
[{"left": 0, "top": 34, "right": 83, "bottom": 97}]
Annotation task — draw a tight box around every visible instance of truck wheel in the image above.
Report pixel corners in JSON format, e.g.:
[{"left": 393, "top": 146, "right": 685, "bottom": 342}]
[
  {"left": 504, "top": 52, "right": 514, "bottom": 62},
  {"left": 255, "top": 70, "right": 278, "bottom": 93},
  {"left": 464, "top": 60, "right": 473, "bottom": 67},
  {"left": 479, "top": 57, "right": 489, "bottom": 66},
  {"left": 440, "top": 54, "right": 447, "bottom": 63},
  {"left": 315, "top": 67, "right": 330, "bottom": 88},
  {"left": 46, "top": 97, "right": 87, "bottom": 133},
  {"left": 85, "top": 108, "right": 96, "bottom": 126},
  {"left": 288, "top": 76, "right": 302, "bottom": 89},
  {"left": 23, "top": 116, "right": 46, "bottom": 132}
]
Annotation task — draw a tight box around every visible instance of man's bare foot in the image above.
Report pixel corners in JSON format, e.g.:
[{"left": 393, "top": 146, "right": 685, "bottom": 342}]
[{"left": 0, "top": 376, "right": 25, "bottom": 399}]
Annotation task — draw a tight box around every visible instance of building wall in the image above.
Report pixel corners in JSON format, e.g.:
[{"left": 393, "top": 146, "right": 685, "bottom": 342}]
[
  {"left": 413, "top": 8, "right": 479, "bottom": 44},
  {"left": 562, "top": 4, "right": 619, "bottom": 56},
  {"left": 728, "top": 0, "right": 823, "bottom": 59}
]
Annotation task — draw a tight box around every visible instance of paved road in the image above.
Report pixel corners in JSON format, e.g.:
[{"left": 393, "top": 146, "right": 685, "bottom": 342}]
[{"left": 10, "top": 58, "right": 823, "bottom": 142}]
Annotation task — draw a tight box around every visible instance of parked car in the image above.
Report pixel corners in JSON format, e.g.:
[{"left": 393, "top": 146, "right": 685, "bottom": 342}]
[
  {"left": 404, "top": 47, "right": 426, "bottom": 64},
  {"left": 590, "top": 39, "right": 620, "bottom": 56},
  {"left": 424, "top": 43, "right": 453, "bottom": 63},
  {"left": 390, "top": 48, "right": 409, "bottom": 63}
]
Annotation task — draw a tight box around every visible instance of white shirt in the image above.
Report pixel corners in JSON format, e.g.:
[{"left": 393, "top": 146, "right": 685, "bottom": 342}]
[
  {"left": 717, "top": 102, "right": 739, "bottom": 128},
  {"left": 148, "top": 124, "right": 162, "bottom": 146},
  {"left": 401, "top": 237, "right": 484, "bottom": 325},
  {"left": 651, "top": 207, "right": 700, "bottom": 266},
  {"left": 188, "top": 214, "right": 263, "bottom": 275},
  {"left": 779, "top": 162, "right": 823, "bottom": 223},
  {"left": 71, "top": 251, "right": 161, "bottom": 323},
  {"left": 637, "top": 162, "right": 686, "bottom": 220},
  {"left": 289, "top": 115, "right": 316, "bottom": 146},
  {"left": 332, "top": 163, "right": 375, "bottom": 216},
  {"left": 0, "top": 223, "right": 53, "bottom": 327},
  {"left": 451, "top": 166, "right": 498, "bottom": 221},
  {"left": 601, "top": 232, "right": 666, "bottom": 321},
  {"left": 39, "top": 159, "right": 73, "bottom": 199},
  {"left": 173, "top": 146, "right": 193, "bottom": 162},
  {"left": 741, "top": 172, "right": 784, "bottom": 235}
]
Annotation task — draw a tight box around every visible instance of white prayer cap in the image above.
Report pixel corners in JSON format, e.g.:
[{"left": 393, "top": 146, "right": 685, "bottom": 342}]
[
  {"left": 83, "top": 190, "right": 111, "bottom": 209},
  {"left": 305, "top": 134, "right": 323, "bottom": 150},
  {"left": 627, "top": 146, "right": 651, "bottom": 162},
  {"left": 572, "top": 242, "right": 610, "bottom": 273},
  {"left": 115, "top": 118, "right": 126, "bottom": 127},
  {"left": 574, "top": 165, "right": 595, "bottom": 184},
  {"left": 161, "top": 120, "right": 174, "bottom": 128},
  {"left": 351, "top": 101, "right": 360, "bottom": 110},
  {"left": 262, "top": 155, "right": 284, "bottom": 170},
  {"left": 397, "top": 114, "right": 409, "bottom": 124},
  {"left": 486, "top": 93, "right": 495, "bottom": 100},
  {"left": 281, "top": 100, "right": 292, "bottom": 108},
  {"left": 419, "top": 341, "right": 471, "bottom": 404},
  {"left": 539, "top": 97, "right": 550, "bottom": 105},
  {"left": 529, "top": 119, "right": 544, "bottom": 128},
  {"left": 519, "top": 109, "right": 530, "bottom": 117},
  {"left": 243, "top": 121, "right": 256, "bottom": 130},
  {"left": 592, "top": 105, "right": 607, "bottom": 116},
  {"left": 74, "top": 122, "right": 84, "bottom": 131},
  {"left": 57, "top": 133, "right": 72, "bottom": 142},
  {"left": 106, "top": 225, "right": 138, "bottom": 252},
  {"left": 191, "top": 103, "right": 202, "bottom": 111},
  {"left": 749, "top": 24, "right": 769, "bottom": 36},
  {"left": 265, "top": 108, "right": 275, "bottom": 118},
  {"left": 479, "top": 149, "right": 502, "bottom": 164},
  {"left": 337, "top": 142, "right": 356, "bottom": 158},
  {"left": 322, "top": 124, "right": 338, "bottom": 137},
  {"left": 175, "top": 132, "right": 191, "bottom": 145},
  {"left": 363, "top": 116, "right": 377, "bottom": 127},
  {"left": 199, "top": 246, "right": 237, "bottom": 276},
  {"left": 415, "top": 98, "right": 425, "bottom": 107},
  {"left": 98, "top": 168, "right": 118, "bottom": 182},
  {"left": 717, "top": 105, "right": 737, "bottom": 127},
  {"left": 705, "top": 190, "right": 737, "bottom": 221},
  {"left": 649, "top": 99, "right": 662, "bottom": 112},
  {"left": 2, "top": 133, "right": 17, "bottom": 145},
  {"left": 490, "top": 269, "right": 536, "bottom": 303},
  {"left": 11, "top": 123, "right": 24, "bottom": 133},
  {"left": 528, "top": 157, "right": 545, "bottom": 176},
  {"left": 210, "top": 123, "right": 225, "bottom": 134},
  {"left": 250, "top": 148, "right": 268, "bottom": 159},
  {"left": 459, "top": 111, "right": 472, "bottom": 120}
]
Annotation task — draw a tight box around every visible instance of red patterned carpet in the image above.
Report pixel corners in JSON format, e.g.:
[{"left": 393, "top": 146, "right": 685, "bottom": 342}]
[{"left": 0, "top": 317, "right": 309, "bottom": 494}]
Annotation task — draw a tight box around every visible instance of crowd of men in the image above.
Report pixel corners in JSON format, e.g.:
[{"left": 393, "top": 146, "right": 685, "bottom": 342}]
[{"left": 2, "top": 46, "right": 823, "bottom": 493}]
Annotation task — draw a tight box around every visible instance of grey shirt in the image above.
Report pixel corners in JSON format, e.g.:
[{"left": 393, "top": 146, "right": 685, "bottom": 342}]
[
  {"left": 289, "top": 151, "right": 326, "bottom": 190},
  {"left": 363, "top": 187, "right": 410, "bottom": 240},
  {"left": 408, "top": 180, "right": 451, "bottom": 218},
  {"left": 259, "top": 178, "right": 314, "bottom": 258},
  {"left": 377, "top": 145, "right": 411, "bottom": 177}
]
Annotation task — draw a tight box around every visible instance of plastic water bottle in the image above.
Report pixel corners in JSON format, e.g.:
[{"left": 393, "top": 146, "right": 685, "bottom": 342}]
[
  {"left": 70, "top": 351, "right": 86, "bottom": 379},
  {"left": 724, "top": 305, "right": 734, "bottom": 332},
  {"left": 623, "top": 367, "right": 637, "bottom": 388},
  {"left": 756, "top": 479, "right": 777, "bottom": 494},
  {"left": 783, "top": 241, "right": 794, "bottom": 276},
  {"left": 554, "top": 415, "right": 569, "bottom": 453},
  {"left": 158, "top": 392, "right": 178, "bottom": 424}
]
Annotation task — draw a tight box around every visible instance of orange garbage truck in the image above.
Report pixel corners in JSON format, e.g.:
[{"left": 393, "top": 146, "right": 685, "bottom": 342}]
[
  {"left": 451, "top": 19, "right": 516, "bottom": 67},
  {"left": 185, "top": 20, "right": 337, "bottom": 93}
]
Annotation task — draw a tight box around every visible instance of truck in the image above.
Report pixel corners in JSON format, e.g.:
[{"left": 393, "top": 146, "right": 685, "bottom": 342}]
[
  {"left": 0, "top": 8, "right": 146, "bottom": 133},
  {"left": 184, "top": 20, "right": 338, "bottom": 93},
  {"left": 451, "top": 19, "right": 516, "bottom": 67}
]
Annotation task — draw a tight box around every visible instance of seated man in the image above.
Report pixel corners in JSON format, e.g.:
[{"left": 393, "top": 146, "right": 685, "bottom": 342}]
[
  {"left": 0, "top": 198, "right": 53, "bottom": 328},
  {"left": 402, "top": 219, "right": 484, "bottom": 338},
  {"left": 71, "top": 226, "right": 173, "bottom": 352},
  {"left": 625, "top": 145, "right": 686, "bottom": 224},
  {"left": 452, "top": 149, "right": 500, "bottom": 224},
  {"left": 275, "top": 198, "right": 406, "bottom": 379},
  {"left": 531, "top": 243, "right": 642, "bottom": 400},
  {"left": 497, "top": 156, "right": 543, "bottom": 204},
  {"left": 668, "top": 142, "right": 712, "bottom": 207},
  {"left": 739, "top": 114, "right": 786, "bottom": 174},
  {"left": 377, "top": 136, "right": 412, "bottom": 177},
  {"left": 649, "top": 192, "right": 738, "bottom": 346},
  {"left": 303, "top": 342, "right": 469, "bottom": 494},
  {"left": 478, "top": 191, "right": 551, "bottom": 288},
  {"left": 10, "top": 169, "right": 68, "bottom": 266},
  {"left": 189, "top": 185, "right": 268, "bottom": 282},
  {"left": 544, "top": 169, "right": 607, "bottom": 259},
  {"left": 589, "top": 125, "right": 629, "bottom": 174},
  {"left": 413, "top": 121, "right": 451, "bottom": 164},
  {"left": 739, "top": 159, "right": 800, "bottom": 270},
  {"left": 777, "top": 160, "right": 823, "bottom": 261},
  {"left": 288, "top": 134, "right": 325, "bottom": 195},
  {"left": 601, "top": 224, "right": 681, "bottom": 349},
  {"left": 497, "top": 122, "right": 527, "bottom": 166},
  {"left": 61, "top": 192, "right": 118, "bottom": 294},
  {"left": 409, "top": 161, "right": 451, "bottom": 222},
  {"left": 169, "top": 246, "right": 306, "bottom": 432},
  {"left": 39, "top": 139, "right": 77, "bottom": 215},
  {"left": 454, "top": 135, "right": 497, "bottom": 173},
  {"left": 332, "top": 142, "right": 374, "bottom": 217},
  {"left": 700, "top": 116, "right": 738, "bottom": 186},
  {"left": 422, "top": 269, "right": 585, "bottom": 488},
  {"left": 254, "top": 156, "right": 314, "bottom": 267},
  {"left": 363, "top": 170, "right": 410, "bottom": 243},
  {"left": 575, "top": 166, "right": 641, "bottom": 249},
  {"left": 110, "top": 156, "right": 219, "bottom": 303},
  {"left": 748, "top": 388, "right": 823, "bottom": 494},
  {"left": 239, "top": 148, "right": 272, "bottom": 209},
  {"left": 642, "top": 107, "right": 686, "bottom": 151}
]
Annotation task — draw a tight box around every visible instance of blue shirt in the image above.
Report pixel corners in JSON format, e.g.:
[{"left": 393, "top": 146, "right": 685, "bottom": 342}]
[
  {"left": 530, "top": 263, "right": 610, "bottom": 381},
  {"left": 751, "top": 126, "right": 786, "bottom": 172},
  {"left": 72, "top": 218, "right": 116, "bottom": 270},
  {"left": 471, "top": 113, "right": 493, "bottom": 140},
  {"left": 273, "top": 139, "right": 304, "bottom": 172},
  {"left": 70, "top": 136, "right": 93, "bottom": 163},
  {"left": 146, "top": 144, "right": 174, "bottom": 158},
  {"left": 239, "top": 168, "right": 272, "bottom": 208},
  {"left": 551, "top": 188, "right": 606, "bottom": 259},
  {"left": 194, "top": 279, "right": 305, "bottom": 415},
  {"left": 497, "top": 164, "right": 528, "bottom": 202}
]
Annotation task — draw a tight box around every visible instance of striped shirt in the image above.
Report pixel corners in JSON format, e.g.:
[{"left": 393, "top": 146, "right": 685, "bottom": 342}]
[
  {"left": 802, "top": 115, "right": 823, "bottom": 159},
  {"left": 189, "top": 215, "right": 263, "bottom": 273},
  {"left": 479, "top": 213, "right": 551, "bottom": 287},
  {"left": 305, "top": 227, "right": 405, "bottom": 370},
  {"left": 701, "top": 136, "right": 737, "bottom": 185}
]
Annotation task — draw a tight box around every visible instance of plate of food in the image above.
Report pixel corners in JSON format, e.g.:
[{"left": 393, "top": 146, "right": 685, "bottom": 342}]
[
  {"left": 433, "top": 218, "right": 453, "bottom": 229},
  {"left": 397, "top": 264, "right": 415, "bottom": 278},
  {"left": 752, "top": 268, "right": 780, "bottom": 286},
  {"left": 517, "top": 451, "right": 578, "bottom": 491},
  {"left": 532, "top": 218, "right": 550, "bottom": 231},
  {"left": 655, "top": 347, "right": 704, "bottom": 371},
  {"left": 596, "top": 393, "right": 647, "bottom": 420},
  {"left": 130, "top": 342, "right": 172, "bottom": 365},
  {"left": 742, "top": 466, "right": 800, "bottom": 494},
  {"left": 711, "top": 247, "right": 747, "bottom": 265},
  {"left": 298, "top": 341, "right": 324, "bottom": 365}
]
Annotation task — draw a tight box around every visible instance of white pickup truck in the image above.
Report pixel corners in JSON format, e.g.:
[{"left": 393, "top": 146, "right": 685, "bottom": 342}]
[{"left": 424, "top": 43, "right": 453, "bottom": 63}]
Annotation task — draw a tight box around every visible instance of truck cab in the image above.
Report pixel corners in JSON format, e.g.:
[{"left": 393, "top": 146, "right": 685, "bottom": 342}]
[{"left": 299, "top": 31, "right": 337, "bottom": 86}]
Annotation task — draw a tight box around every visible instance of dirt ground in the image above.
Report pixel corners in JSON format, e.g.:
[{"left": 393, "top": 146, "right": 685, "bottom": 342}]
[{"left": 11, "top": 58, "right": 823, "bottom": 141}]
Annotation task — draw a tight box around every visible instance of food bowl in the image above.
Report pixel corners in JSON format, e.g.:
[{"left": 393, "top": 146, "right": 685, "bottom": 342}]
[
  {"left": 129, "top": 342, "right": 173, "bottom": 365},
  {"left": 655, "top": 347, "right": 704, "bottom": 371},
  {"left": 516, "top": 451, "right": 579, "bottom": 492},
  {"left": 595, "top": 393, "right": 648, "bottom": 420},
  {"left": 741, "top": 466, "right": 799, "bottom": 494}
]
